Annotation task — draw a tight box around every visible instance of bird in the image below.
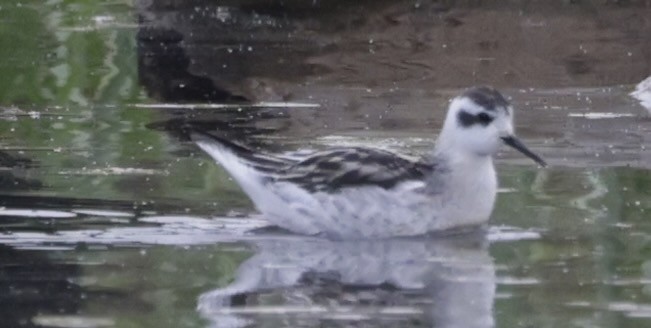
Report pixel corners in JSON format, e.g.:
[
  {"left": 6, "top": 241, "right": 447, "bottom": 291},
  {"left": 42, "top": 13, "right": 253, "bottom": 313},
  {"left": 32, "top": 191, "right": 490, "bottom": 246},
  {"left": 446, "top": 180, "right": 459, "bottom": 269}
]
[{"left": 189, "top": 86, "right": 546, "bottom": 239}]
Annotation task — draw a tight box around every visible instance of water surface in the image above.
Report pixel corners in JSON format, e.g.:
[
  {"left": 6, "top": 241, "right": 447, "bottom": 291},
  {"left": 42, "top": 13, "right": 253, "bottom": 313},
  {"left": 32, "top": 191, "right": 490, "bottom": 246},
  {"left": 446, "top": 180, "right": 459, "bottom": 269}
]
[{"left": 1, "top": 1, "right": 651, "bottom": 328}]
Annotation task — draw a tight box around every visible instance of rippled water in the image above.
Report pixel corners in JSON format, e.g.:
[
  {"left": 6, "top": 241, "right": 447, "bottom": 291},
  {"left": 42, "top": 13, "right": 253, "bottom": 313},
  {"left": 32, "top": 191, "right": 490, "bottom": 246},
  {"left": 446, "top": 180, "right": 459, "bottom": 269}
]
[{"left": 1, "top": 1, "right": 651, "bottom": 328}]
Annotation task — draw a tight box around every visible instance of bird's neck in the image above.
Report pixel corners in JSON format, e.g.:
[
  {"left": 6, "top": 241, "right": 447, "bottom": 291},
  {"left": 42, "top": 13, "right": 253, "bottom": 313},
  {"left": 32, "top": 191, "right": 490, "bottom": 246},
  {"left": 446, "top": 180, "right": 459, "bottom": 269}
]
[
  {"left": 429, "top": 137, "right": 495, "bottom": 175},
  {"left": 428, "top": 140, "right": 497, "bottom": 200}
]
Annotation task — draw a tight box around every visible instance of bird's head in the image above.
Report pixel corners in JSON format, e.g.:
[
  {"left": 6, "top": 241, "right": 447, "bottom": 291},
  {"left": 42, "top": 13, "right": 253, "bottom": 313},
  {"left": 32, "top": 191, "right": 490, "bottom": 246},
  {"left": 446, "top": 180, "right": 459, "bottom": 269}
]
[{"left": 438, "top": 86, "right": 546, "bottom": 166}]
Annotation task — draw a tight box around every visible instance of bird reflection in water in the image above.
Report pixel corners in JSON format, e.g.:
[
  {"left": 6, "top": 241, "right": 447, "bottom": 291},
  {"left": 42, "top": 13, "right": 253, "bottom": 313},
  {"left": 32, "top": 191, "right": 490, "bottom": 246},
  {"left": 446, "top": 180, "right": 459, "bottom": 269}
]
[{"left": 198, "top": 231, "right": 494, "bottom": 328}]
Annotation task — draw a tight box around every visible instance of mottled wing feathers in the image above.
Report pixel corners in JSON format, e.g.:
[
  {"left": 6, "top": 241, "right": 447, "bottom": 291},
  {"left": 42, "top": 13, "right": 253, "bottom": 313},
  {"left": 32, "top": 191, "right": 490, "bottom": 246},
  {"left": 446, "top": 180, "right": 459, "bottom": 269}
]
[
  {"left": 190, "top": 130, "right": 434, "bottom": 193},
  {"left": 277, "top": 148, "right": 434, "bottom": 192}
]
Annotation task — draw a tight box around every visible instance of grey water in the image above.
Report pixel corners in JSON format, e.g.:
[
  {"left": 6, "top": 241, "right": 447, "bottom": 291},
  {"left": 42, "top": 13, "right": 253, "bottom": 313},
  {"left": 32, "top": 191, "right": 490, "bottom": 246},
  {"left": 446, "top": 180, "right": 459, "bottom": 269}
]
[{"left": 1, "top": 1, "right": 650, "bottom": 327}]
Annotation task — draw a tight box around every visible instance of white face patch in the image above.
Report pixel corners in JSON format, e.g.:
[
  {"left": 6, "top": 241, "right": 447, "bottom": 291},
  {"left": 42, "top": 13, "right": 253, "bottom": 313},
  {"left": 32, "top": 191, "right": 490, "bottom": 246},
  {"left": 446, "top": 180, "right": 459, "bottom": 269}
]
[{"left": 440, "top": 94, "right": 517, "bottom": 157}]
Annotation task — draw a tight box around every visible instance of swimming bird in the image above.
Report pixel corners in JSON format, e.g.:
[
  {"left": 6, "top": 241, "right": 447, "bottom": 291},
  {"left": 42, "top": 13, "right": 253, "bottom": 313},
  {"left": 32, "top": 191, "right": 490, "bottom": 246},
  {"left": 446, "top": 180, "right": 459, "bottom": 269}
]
[{"left": 190, "top": 87, "right": 546, "bottom": 239}]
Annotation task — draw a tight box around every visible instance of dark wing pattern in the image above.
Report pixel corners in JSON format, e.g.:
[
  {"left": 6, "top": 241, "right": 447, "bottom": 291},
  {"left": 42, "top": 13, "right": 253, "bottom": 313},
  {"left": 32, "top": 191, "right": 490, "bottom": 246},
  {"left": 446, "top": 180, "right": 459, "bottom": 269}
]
[
  {"left": 190, "top": 130, "right": 297, "bottom": 173},
  {"left": 276, "top": 147, "right": 435, "bottom": 192},
  {"left": 189, "top": 128, "right": 436, "bottom": 192}
]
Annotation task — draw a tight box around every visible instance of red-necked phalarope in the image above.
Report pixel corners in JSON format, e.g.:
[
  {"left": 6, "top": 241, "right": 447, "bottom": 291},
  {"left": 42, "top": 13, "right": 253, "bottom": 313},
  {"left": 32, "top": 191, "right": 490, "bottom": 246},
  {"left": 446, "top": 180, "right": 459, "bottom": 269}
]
[{"left": 190, "top": 87, "right": 546, "bottom": 239}]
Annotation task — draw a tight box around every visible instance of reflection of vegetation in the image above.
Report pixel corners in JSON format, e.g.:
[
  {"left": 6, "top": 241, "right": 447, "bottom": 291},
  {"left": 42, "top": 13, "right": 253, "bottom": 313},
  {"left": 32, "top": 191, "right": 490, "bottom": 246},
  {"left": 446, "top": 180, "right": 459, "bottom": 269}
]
[
  {"left": 49, "top": 243, "right": 253, "bottom": 328},
  {"left": 493, "top": 166, "right": 651, "bottom": 328},
  {"left": 0, "top": 1, "right": 244, "bottom": 212},
  {"left": 0, "top": 2, "right": 52, "bottom": 105},
  {"left": 495, "top": 166, "right": 650, "bottom": 234},
  {"left": 0, "top": 4, "right": 256, "bottom": 326}
]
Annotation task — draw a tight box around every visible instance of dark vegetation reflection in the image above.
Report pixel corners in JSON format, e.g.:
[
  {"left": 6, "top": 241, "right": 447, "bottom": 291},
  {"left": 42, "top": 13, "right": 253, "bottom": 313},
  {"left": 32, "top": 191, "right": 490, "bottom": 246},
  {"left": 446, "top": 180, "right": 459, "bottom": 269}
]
[
  {"left": 0, "top": 246, "right": 81, "bottom": 328},
  {"left": 0, "top": 245, "right": 149, "bottom": 328}
]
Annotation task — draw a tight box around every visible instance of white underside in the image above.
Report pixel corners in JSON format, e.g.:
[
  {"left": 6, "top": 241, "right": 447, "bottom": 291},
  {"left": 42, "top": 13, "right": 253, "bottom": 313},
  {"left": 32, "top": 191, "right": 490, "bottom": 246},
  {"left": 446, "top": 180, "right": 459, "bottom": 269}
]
[
  {"left": 196, "top": 140, "right": 497, "bottom": 239},
  {"left": 261, "top": 181, "right": 493, "bottom": 239}
]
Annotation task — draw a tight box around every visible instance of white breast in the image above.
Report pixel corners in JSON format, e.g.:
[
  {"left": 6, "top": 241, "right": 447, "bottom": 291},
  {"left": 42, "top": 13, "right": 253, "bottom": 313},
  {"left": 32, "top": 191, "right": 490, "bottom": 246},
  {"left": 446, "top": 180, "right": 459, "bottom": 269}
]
[{"left": 429, "top": 158, "right": 497, "bottom": 231}]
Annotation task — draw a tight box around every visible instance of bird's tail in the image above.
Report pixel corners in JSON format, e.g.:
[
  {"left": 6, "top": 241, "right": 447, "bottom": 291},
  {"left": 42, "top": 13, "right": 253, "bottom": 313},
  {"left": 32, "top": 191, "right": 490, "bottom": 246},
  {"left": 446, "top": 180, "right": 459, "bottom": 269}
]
[{"left": 189, "top": 129, "right": 292, "bottom": 175}]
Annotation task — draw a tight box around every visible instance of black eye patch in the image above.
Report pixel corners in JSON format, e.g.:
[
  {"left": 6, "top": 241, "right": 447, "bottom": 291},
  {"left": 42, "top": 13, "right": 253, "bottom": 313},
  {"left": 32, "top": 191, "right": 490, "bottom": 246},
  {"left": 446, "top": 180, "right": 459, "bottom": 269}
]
[
  {"left": 457, "top": 111, "right": 494, "bottom": 127},
  {"left": 477, "top": 112, "right": 493, "bottom": 124}
]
